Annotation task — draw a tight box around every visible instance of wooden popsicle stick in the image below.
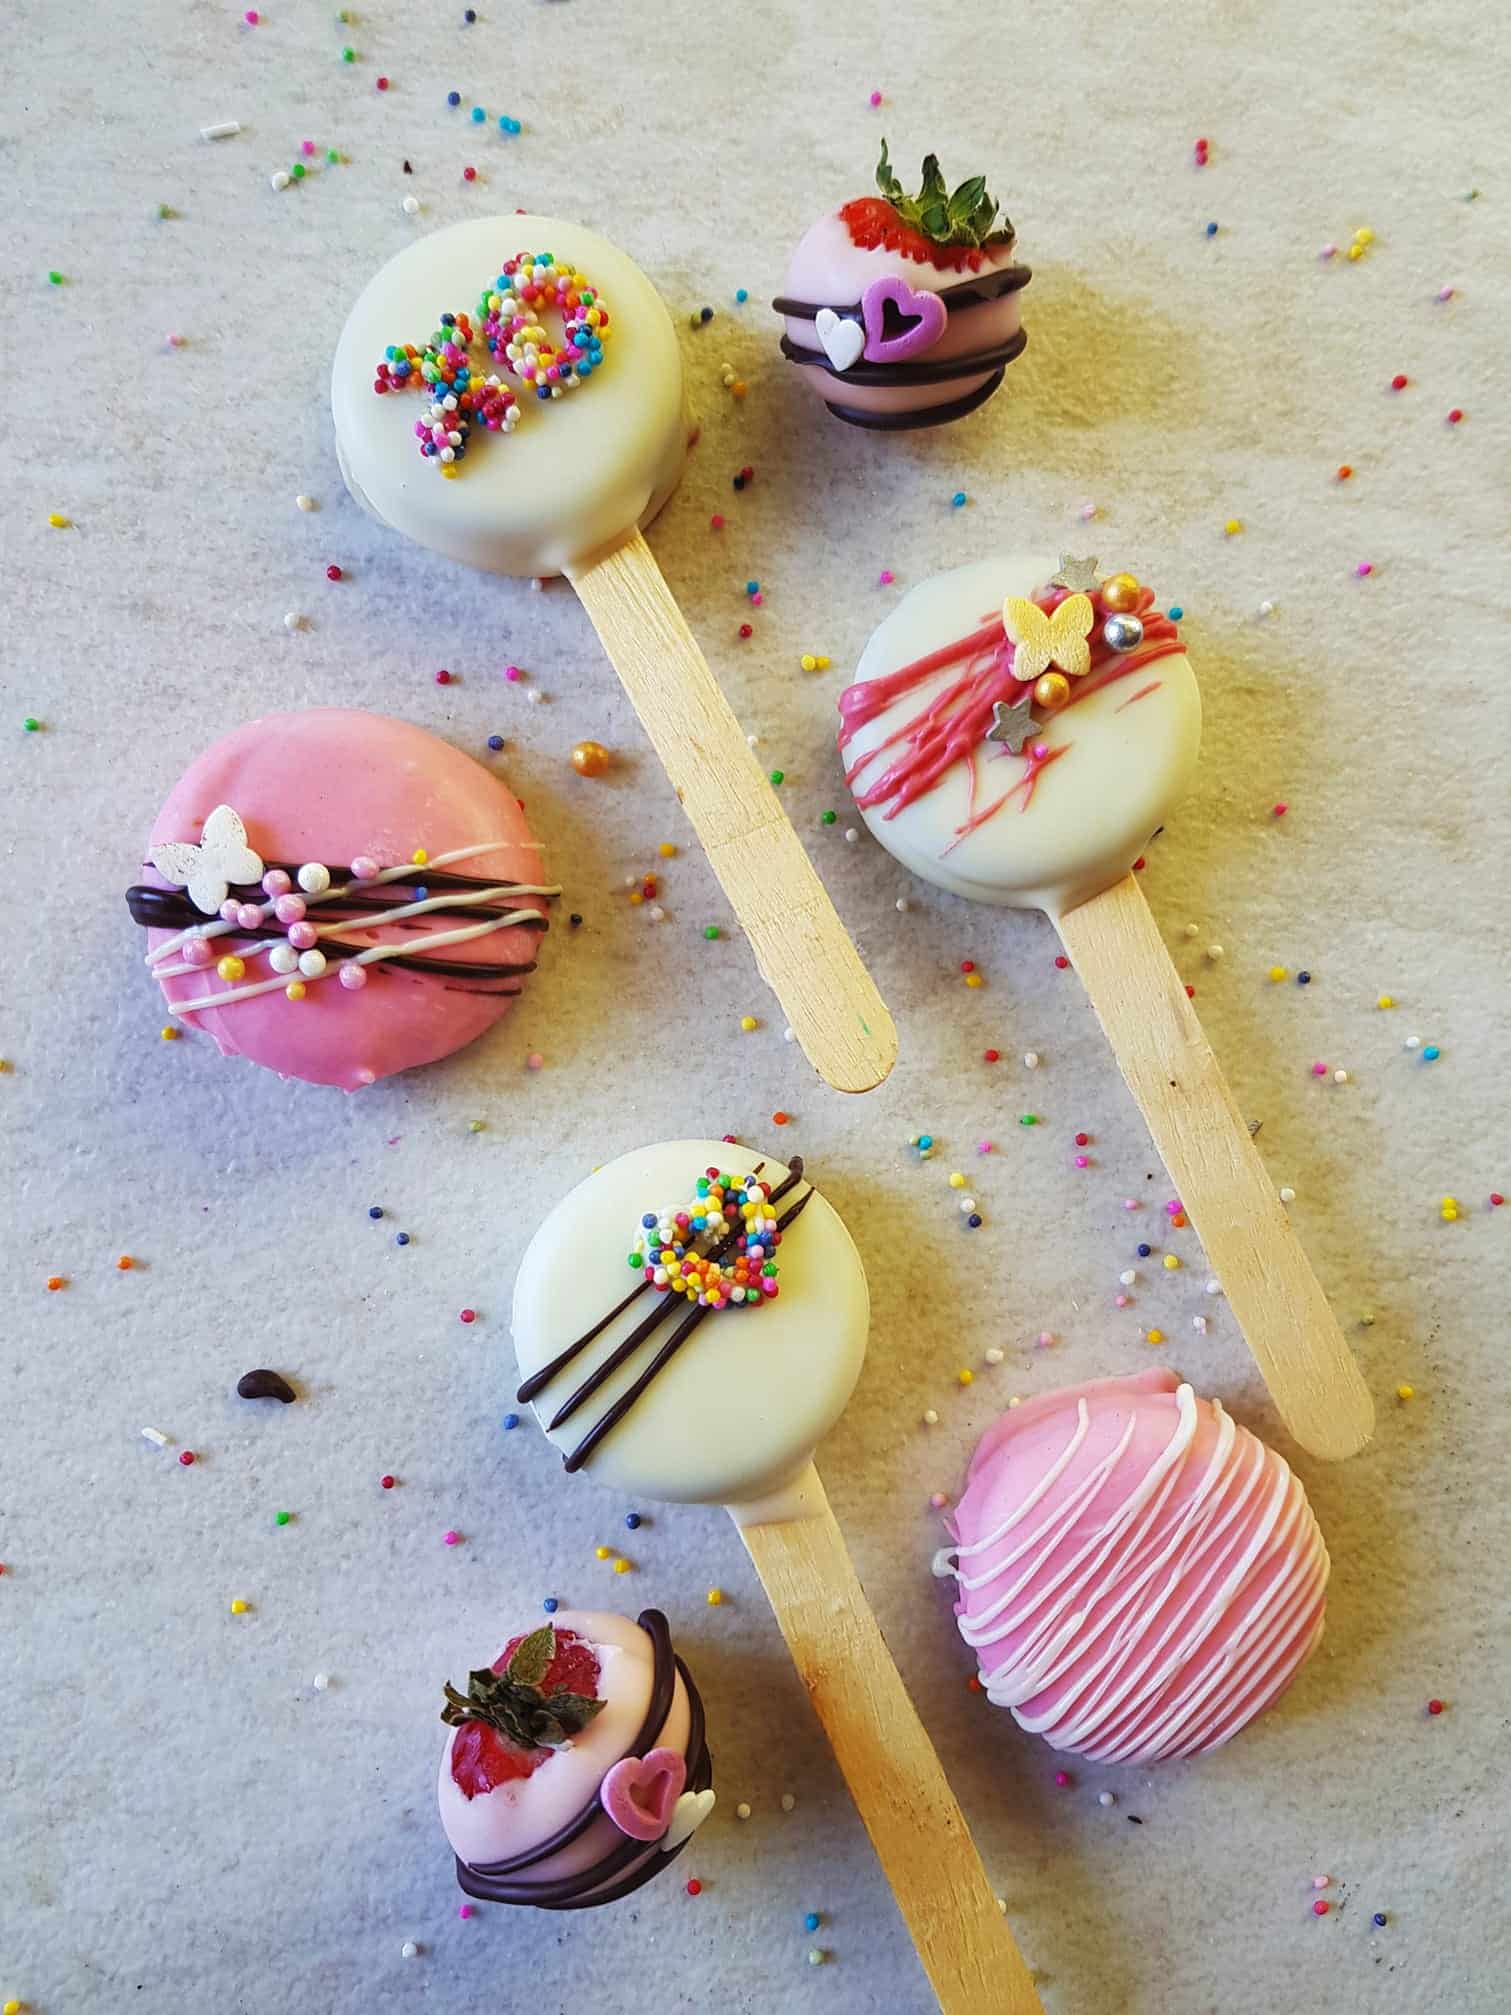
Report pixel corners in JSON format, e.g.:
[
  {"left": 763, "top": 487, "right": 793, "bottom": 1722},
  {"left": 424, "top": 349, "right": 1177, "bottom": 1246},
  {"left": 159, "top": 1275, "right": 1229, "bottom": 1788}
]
[
  {"left": 738, "top": 1466, "right": 1044, "bottom": 2015},
  {"left": 1055, "top": 872, "right": 1375, "bottom": 1460},
  {"left": 568, "top": 532, "right": 897, "bottom": 1095}
]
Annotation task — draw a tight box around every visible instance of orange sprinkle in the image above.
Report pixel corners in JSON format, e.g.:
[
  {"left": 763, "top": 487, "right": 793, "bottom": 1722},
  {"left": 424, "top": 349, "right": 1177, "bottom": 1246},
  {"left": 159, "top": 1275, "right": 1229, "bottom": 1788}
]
[
  {"left": 46, "top": 1275, "right": 65, "bottom": 1292},
  {"left": 771, "top": 1110, "right": 790, "bottom": 1126},
  {"left": 116, "top": 1255, "right": 134, "bottom": 1271}
]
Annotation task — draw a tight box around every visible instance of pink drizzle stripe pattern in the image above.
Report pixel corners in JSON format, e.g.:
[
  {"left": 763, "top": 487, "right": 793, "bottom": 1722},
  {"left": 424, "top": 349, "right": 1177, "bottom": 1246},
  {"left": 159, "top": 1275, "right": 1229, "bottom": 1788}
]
[{"left": 939, "top": 1369, "right": 1329, "bottom": 1764}]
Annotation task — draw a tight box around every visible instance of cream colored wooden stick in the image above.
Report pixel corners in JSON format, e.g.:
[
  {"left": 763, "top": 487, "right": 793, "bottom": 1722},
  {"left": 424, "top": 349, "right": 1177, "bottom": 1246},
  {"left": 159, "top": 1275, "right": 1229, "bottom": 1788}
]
[
  {"left": 1055, "top": 873, "right": 1374, "bottom": 1460},
  {"left": 568, "top": 532, "right": 897, "bottom": 1094},
  {"left": 738, "top": 1467, "right": 1044, "bottom": 2015}
]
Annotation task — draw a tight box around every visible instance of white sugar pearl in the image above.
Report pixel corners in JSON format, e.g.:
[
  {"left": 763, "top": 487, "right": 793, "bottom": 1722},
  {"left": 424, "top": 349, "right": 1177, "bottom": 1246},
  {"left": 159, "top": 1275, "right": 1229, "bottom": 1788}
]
[
  {"left": 1205, "top": 1277, "right": 1223, "bottom": 1296},
  {"left": 298, "top": 949, "right": 327, "bottom": 978},
  {"left": 1098, "top": 1790, "right": 1117, "bottom": 1807},
  {"left": 1119, "top": 1268, "right": 1137, "bottom": 1286},
  {"left": 959, "top": 1197, "right": 976, "bottom": 1213},
  {"left": 1192, "top": 1315, "right": 1208, "bottom": 1333},
  {"left": 735, "top": 1802, "right": 751, "bottom": 1820},
  {"left": 783, "top": 1026, "right": 795, "bottom": 1042},
  {"left": 269, "top": 944, "right": 298, "bottom": 975},
  {"left": 844, "top": 828, "right": 858, "bottom": 843},
  {"left": 283, "top": 612, "right": 303, "bottom": 631},
  {"left": 1184, "top": 922, "right": 1200, "bottom": 938},
  {"left": 746, "top": 732, "right": 759, "bottom": 747},
  {"left": 1404, "top": 1035, "right": 1421, "bottom": 1050},
  {"left": 895, "top": 896, "right": 910, "bottom": 912},
  {"left": 271, "top": 170, "right": 291, "bottom": 191},
  {"left": 400, "top": 1942, "right": 418, "bottom": 1960},
  {"left": 984, "top": 1346, "right": 1004, "bottom": 1365},
  {"left": 996, "top": 1896, "right": 1008, "bottom": 1914},
  {"left": 1279, "top": 1186, "right": 1296, "bottom": 1204},
  {"left": 313, "top": 1672, "right": 330, "bottom": 1691},
  {"left": 1334, "top": 1068, "right": 1349, "bottom": 1084},
  {"left": 402, "top": 195, "right": 420, "bottom": 216},
  {"left": 780, "top": 1793, "right": 796, "bottom": 1812},
  {"left": 648, "top": 904, "right": 665, "bottom": 921},
  {"left": 297, "top": 862, "right": 331, "bottom": 895},
  {"left": 1023, "top": 1050, "right": 1039, "bottom": 1068},
  {"left": 922, "top": 1408, "right": 939, "bottom": 1426},
  {"left": 296, "top": 494, "right": 316, "bottom": 512},
  {"left": 1257, "top": 598, "right": 1275, "bottom": 618},
  {"left": 1206, "top": 944, "right": 1225, "bottom": 961},
  {"left": 526, "top": 688, "right": 544, "bottom": 704}
]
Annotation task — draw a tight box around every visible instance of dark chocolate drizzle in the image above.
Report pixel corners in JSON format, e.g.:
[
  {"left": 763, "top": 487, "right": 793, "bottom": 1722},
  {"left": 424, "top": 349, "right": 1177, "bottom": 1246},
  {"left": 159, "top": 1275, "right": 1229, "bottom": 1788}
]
[
  {"left": 771, "top": 261, "right": 1031, "bottom": 321},
  {"left": 127, "top": 862, "right": 554, "bottom": 988},
  {"left": 778, "top": 326, "right": 1027, "bottom": 389},
  {"left": 823, "top": 362, "right": 1014, "bottom": 431},
  {"left": 453, "top": 1609, "right": 713, "bottom": 1910},
  {"left": 516, "top": 1158, "right": 812, "bottom": 1473}
]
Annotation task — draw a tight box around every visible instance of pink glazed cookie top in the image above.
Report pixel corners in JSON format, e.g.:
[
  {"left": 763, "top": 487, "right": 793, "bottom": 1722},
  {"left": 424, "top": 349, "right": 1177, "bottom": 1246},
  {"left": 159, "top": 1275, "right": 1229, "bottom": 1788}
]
[
  {"left": 128, "top": 708, "right": 557, "bottom": 1089},
  {"left": 940, "top": 1368, "right": 1329, "bottom": 1764}
]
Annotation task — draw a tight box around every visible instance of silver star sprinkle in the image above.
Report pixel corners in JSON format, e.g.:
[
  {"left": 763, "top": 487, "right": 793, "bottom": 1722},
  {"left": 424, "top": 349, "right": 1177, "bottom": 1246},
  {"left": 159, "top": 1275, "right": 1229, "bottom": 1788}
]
[
  {"left": 1050, "top": 553, "right": 1101, "bottom": 592},
  {"left": 986, "top": 693, "right": 1038, "bottom": 754}
]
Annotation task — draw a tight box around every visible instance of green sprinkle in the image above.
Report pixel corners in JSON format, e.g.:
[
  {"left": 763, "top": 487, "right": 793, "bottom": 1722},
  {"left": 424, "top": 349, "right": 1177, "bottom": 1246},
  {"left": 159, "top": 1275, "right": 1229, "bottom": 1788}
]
[
  {"left": 769, "top": 769, "right": 785, "bottom": 786},
  {"left": 627, "top": 1252, "right": 642, "bottom": 1268},
  {"left": 1019, "top": 1113, "right": 1039, "bottom": 1126},
  {"left": 820, "top": 810, "right": 837, "bottom": 825},
  {"left": 468, "top": 1119, "right": 485, "bottom": 1133},
  {"left": 23, "top": 717, "right": 41, "bottom": 733},
  {"left": 47, "top": 270, "right": 63, "bottom": 286},
  {"left": 703, "top": 925, "right": 721, "bottom": 941},
  {"left": 341, "top": 44, "right": 355, "bottom": 61},
  {"left": 290, "top": 162, "right": 306, "bottom": 180},
  {"left": 275, "top": 1511, "right": 292, "bottom": 1527},
  {"left": 326, "top": 148, "right": 340, "bottom": 164},
  {"left": 156, "top": 203, "right": 173, "bottom": 220}
]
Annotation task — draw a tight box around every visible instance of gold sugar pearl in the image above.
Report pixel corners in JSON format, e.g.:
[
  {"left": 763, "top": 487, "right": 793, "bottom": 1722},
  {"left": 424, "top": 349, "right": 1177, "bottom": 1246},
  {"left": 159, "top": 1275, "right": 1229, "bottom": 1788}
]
[
  {"left": 570, "top": 740, "right": 611, "bottom": 778},
  {"left": 1100, "top": 572, "right": 1141, "bottom": 613},
  {"left": 1033, "top": 672, "right": 1071, "bottom": 710}
]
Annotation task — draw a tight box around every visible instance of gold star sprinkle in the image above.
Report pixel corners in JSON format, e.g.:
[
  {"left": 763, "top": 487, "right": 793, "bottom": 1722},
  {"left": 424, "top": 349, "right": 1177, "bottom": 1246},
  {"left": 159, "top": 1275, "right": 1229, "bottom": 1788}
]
[{"left": 1050, "top": 553, "right": 1101, "bottom": 592}]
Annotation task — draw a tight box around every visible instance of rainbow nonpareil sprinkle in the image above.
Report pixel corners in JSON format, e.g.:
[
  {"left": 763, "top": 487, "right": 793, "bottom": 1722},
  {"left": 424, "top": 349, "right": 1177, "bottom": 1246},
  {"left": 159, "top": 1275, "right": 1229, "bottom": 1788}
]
[{"left": 627, "top": 1169, "right": 782, "bottom": 1309}]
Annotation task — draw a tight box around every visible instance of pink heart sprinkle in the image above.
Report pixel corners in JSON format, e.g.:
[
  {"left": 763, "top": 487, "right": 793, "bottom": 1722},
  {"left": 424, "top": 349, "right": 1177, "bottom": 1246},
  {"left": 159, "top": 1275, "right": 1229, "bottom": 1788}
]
[
  {"left": 600, "top": 1746, "right": 688, "bottom": 1841},
  {"left": 861, "top": 275, "right": 948, "bottom": 363}
]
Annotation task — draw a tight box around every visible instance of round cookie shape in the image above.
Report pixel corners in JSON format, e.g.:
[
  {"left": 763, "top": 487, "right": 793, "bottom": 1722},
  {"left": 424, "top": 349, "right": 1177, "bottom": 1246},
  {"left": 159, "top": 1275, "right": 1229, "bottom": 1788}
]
[
  {"left": 838, "top": 554, "right": 1201, "bottom": 917},
  {"left": 128, "top": 708, "right": 556, "bottom": 1089},
  {"left": 333, "top": 216, "right": 688, "bottom": 577},
  {"left": 512, "top": 1140, "right": 869, "bottom": 1505},
  {"left": 938, "top": 1368, "right": 1330, "bottom": 1764},
  {"left": 775, "top": 145, "right": 1030, "bottom": 429},
  {"left": 440, "top": 1609, "right": 712, "bottom": 1910}
]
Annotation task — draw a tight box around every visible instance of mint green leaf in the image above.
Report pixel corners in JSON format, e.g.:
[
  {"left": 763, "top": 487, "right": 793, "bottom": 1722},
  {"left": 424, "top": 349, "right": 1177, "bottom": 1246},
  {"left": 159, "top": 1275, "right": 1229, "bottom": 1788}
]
[
  {"left": 505, "top": 1623, "right": 556, "bottom": 1689},
  {"left": 875, "top": 138, "right": 904, "bottom": 206}
]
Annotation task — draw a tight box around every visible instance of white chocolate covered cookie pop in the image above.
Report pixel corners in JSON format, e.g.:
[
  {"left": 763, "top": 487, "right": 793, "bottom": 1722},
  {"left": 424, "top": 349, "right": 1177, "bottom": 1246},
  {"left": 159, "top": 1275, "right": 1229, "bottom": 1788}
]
[
  {"left": 513, "top": 1141, "right": 1043, "bottom": 2011},
  {"left": 332, "top": 220, "right": 896, "bottom": 1095},
  {"left": 840, "top": 555, "right": 1374, "bottom": 1464}
]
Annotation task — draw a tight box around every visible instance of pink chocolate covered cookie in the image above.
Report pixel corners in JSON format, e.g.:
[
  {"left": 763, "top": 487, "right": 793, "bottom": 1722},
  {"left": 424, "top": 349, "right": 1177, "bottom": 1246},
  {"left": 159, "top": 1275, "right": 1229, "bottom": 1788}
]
[
  {"left": 937, "top": 1369, "right": 1329, "bottom": 1764},
  {"left": 127, "top": 708, "right": 558, "bottom": 1089},
  {"left": 775, "top": 142, "right": 1030, "bottom": 429},
  {"left": 439, "top": 1609, "right": 713, "bottom": 1909}
]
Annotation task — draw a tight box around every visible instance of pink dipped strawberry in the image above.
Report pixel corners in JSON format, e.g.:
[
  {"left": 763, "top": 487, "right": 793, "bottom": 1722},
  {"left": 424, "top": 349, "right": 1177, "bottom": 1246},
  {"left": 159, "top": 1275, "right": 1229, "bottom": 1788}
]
[{"left": 442, "top": 1623, "right": 606, "bottom": 1800}]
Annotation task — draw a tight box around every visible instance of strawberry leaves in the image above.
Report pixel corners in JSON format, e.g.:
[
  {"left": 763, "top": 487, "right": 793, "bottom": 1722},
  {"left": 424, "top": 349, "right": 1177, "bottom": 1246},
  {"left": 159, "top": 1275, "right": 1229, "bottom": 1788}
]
[
  {"left": 874, "top": 140, "right": 1012, "bottom": 251},
  {"left": 441, "top": 1625, "right": 607, "bottom": 1752}
]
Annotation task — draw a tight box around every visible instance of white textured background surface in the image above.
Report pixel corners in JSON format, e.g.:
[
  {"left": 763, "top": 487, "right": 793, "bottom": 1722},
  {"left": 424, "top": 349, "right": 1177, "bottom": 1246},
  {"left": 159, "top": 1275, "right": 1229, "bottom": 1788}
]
[{"left": 4, "top": 1, "right": 1508, "bottom": 2010}]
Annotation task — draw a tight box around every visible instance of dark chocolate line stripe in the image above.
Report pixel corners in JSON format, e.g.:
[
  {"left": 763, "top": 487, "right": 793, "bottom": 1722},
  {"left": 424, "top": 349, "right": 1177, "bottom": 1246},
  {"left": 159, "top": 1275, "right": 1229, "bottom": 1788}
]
[
  {"left": 515, "top": 1158, "right": 795, "bottom": 1408},
  {"left": 771, "top": 262, "right": 1030, "bottom": 320},
  {"left": 825, "top": 363, "right": 1013, "bottom": 431},
  {"left": 779, "top": 326, "right": 1027, "bottom": 387},
  {"left": 127, "top": 885, "right": 551, "bottom": 933},
  {"left": 562, "top": 1187, "right": 815, "bottom": 1475}
]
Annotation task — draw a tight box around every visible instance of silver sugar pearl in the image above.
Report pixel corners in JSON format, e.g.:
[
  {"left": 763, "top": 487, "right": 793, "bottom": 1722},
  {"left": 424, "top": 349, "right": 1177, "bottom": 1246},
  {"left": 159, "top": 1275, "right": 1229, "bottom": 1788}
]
[{"left": 1103, "top": 612, "right": 1145, "bottom": 653}]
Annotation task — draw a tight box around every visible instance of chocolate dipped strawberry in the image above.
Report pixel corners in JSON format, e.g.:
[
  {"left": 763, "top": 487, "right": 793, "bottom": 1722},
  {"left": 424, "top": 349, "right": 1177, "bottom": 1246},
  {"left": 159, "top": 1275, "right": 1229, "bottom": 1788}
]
[{"left": 774, "top": 141, "right": 1030, "bottom": 430}]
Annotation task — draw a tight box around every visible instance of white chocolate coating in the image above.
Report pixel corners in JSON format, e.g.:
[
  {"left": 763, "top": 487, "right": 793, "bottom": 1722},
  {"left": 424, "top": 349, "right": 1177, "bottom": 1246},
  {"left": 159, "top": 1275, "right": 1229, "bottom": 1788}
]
[
  {"left": 332, "top": 216, "right": 689, "bottom": 577},
  {"left": 512, "top": 1140, "right": 869, "bottom": 1506},
  {"left": 841, "top": 555, "right": 1202, "bottom": 917}
]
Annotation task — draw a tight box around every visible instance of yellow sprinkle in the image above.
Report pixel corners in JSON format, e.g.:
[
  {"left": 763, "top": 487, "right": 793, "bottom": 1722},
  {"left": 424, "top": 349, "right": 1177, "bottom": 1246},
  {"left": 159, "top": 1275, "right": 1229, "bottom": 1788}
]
[
  {"left": 48, "top": 512, "right": 70, "bottom": 528},
  {"left": 1347, "top": 244, "right": 1364, "bottom": 261},
  {"left": 1163, "top": 1254, "right": 1181, "bottom": 1270},
  {"left": 964, "top": 972, "right": 983, "bottom": 988},
  {"left": 1396, "top": 1383, "right": 1415, "bottom": 1401},
  {"left": 285, "top": 981, "right": 306, "bottom": 1001},
  {"left": 948, "top": 1172, "right": 965, "bottom": 1188},
  {"left": 628, "top": 890, "right": 643, "bottom": 906},
  {"left": 411, "top": 848, "right": 429, "bottom": 866},
  {"left": 658, "top": 842, "right": 677, "bottom": 858},
  {"left": 594, "top": 1544, "right": 611, "bottom": 1560},
  {"left": 1377, "top": 994, "right": 1395, "bottom": 1009},
  {"left": 957, "top": 1368, "right": 974, "bottom": 1386},
  {"left": 442, "top": 463, "right": 460, "bottom": 478},
  {"left": 816, "top": 656, "right": 831, "bottom": 670},
  {"left": 1146, "top": 1328, "right": 1165, "bottom": 1345},
  {"left": 230, "top": 1599, "right": 249, "bottom": 1615},
  {"left": 739, "top": 1015, "right": 758, "bottom": 1032},
  {"left": 801, "top": 654, "right": 818, "bottom": 672},
  {"left": 613, "top": 1558, "right": 631, "bottom": 1574},
  {"left": 1355, "top": 226, "right": 1375, "bottom": 245},
  {"left": 160, "top": 1025, "right": 180, "bottom": 1040},
  {"left": 1224, "top": 518, "right": 1243, "bottom": 536},
  {"left": 5, "top": 1997, "right": 23, "bottom": 2012},
  {"left": 1268, "top": 966, "right": 1288, "bottom": 982},
  {"left": 706, "top": 1587, "right": 724, "bottom": 1606}
]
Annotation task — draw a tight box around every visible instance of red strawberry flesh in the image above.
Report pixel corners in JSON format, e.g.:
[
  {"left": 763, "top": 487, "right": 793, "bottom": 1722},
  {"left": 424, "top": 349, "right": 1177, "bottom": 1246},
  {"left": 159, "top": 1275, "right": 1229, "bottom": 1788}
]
[
  {"left": 839, "top": 197, "right": 992, "bottom": 273},
  {"left": 450, "top": 1628, "right": 604, "bottom": 1800}
]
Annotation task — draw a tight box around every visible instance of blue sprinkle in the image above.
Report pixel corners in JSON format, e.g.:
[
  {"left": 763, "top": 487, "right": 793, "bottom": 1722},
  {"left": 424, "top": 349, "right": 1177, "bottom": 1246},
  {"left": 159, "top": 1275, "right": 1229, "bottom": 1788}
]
[
  {"left": 1137, "top": 1242, "right": 1151, "bottom": 1258},
  {"left": 1423, "top": 1044, "right": 1440, "bottom": 1061},
  {"left": 499, "top": 115, "right": 521, "bottom": 135},
  {"left": 1205, "top": 221, "right": 1219, "bottom": 237},
  {"left": 502, "top": 1413, "right": 519, "bottom": 1431},
  {"left": 1373, "top": 1913, "right": 1388, "bottom": 1928},
  {"left": 804, "top": 1912, "right": 822, "bottom": 1932},
  {"left": 624, "top": 1511, "right": 642, "bottom": 1530},
  {"left": 464, "top": 6, "right": 477, "bottom": 18},
  {"left": 951, "top": 491, "right": 968, "bottom": 508},
  {"left": 447, "top": 90, "right": 461, "bottom": 107},
  {"left": 368, "top": 1205, "right": 384, "bottom": 1220},
  {"left": 735, "top": 287, "right": 749, "bottom": 303},
  {"left": 471, "top": 105, "right": 486, "bottom": 122},
  {"left": 1168, "top": 605, "right": 1184, "bottom": 621},
  {"left": 1297, "top": 971, "right": 1311, "bottom": 985},
  {"left": 967, "top": 1213, "right": 983, "bottom": 1228},
  {"left": 917, "top": 1134, "right": 933, "bottom": 1150},
  {"left": 542, "top": 1595, "right": 559, "bottom": 1613},
  {"left": 699, "top": 305, "right": 714, "bottom": 323},
  {"left": 395, "top": 1232, "right": 410, "bottom": 1247},
  {"left": 487, "top": 734, "right": 504, "bottom": 751},
  {"left": 745, "top": 580, "right": 760, "bottom": 595}
]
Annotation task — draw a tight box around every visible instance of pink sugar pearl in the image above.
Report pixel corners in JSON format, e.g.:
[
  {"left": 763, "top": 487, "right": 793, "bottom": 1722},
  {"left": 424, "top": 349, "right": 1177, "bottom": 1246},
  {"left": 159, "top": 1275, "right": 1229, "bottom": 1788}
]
[
  {"left": 262, "top": 869, "right": 292, "bottom": 897},
  {"left": 184, "top": 938, "right": 214, "bottom": 968},
  {"left": 339, "top": 963, "right": 368, "bottom": 990},
  {"left": 274, "top": 894, "right": 307, "bottom": 925},
  {"left": 219, "top": 898, "right": 240, "bottom": 922},
  {"left": 350, "top": 856, "right": 379, "bottom": 881},
  {"left": 287, "top": 921, "right": 318, "bottom": 950},
  {"left": 235, "top": 903, "right": 264, "bottom": 931}
]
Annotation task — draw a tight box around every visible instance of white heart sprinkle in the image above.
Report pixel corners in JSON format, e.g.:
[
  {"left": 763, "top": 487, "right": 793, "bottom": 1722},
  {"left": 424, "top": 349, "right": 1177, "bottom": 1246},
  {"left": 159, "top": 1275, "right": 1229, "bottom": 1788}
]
[
  {"left": 659, "top": 1787, "right": 716, "bottom": 1852},
  {"left": 814, "top": 308, "right": 865, "bottom": 373}
]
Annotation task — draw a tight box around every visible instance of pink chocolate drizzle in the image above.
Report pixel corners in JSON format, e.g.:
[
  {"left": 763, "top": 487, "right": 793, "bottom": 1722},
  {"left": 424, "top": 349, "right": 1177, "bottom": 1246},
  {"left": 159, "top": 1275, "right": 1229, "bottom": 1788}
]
[{"left": 837, "top": 583, "right": 1183, "bottom": 849}]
